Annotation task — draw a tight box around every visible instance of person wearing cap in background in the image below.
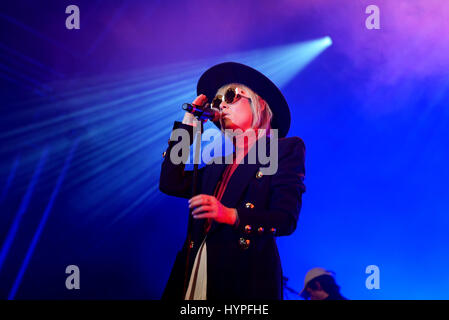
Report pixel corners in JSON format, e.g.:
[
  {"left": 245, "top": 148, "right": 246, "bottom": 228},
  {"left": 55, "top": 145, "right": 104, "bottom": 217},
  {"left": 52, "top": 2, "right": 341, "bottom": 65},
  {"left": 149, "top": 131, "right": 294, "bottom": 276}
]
[
  {"left": 300, "top": 267, "right": 348, "bottom": 300},
  {"left": 159, "top": 62, "right": 306, "bottom": 300}
]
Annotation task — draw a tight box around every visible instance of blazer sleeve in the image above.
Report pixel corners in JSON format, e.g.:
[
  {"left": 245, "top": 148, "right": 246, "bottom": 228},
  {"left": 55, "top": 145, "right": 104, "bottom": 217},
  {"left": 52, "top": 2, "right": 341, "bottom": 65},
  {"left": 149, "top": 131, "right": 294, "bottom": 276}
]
[
  {"left": 236, "top": 137, "right": 306, "bottom": 236},
  {"left": 159, "top": 121, "right": 205, "bottom": 199}
]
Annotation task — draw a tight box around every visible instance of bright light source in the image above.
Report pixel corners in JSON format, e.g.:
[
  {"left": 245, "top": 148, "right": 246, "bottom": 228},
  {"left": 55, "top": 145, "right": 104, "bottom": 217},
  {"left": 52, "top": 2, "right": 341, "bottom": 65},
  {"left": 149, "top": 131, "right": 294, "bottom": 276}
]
[{"left": 323, "top": 36, "right": 333, "bottom": 46}]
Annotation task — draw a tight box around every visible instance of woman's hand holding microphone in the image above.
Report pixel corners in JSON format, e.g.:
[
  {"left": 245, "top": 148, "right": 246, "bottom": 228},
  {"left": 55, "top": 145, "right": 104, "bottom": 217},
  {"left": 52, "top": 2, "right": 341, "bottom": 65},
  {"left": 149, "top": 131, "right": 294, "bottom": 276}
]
[{"left": 182, "top": 94, "right": 208, "bottom": 127}]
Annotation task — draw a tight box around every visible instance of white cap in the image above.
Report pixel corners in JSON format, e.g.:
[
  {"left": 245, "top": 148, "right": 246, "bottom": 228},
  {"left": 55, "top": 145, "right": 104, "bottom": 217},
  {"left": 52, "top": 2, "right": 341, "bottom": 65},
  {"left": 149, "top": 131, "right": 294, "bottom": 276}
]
[{"left": 299, "top": 267, "right": 335, "bottom": 297}]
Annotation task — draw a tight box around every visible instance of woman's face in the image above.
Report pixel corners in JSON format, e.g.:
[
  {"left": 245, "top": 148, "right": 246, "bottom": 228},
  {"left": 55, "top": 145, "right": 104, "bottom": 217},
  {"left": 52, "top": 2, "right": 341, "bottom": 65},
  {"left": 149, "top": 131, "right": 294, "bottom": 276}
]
[{"left": 219, "top": 87, "right": 253, "bottom": 132}]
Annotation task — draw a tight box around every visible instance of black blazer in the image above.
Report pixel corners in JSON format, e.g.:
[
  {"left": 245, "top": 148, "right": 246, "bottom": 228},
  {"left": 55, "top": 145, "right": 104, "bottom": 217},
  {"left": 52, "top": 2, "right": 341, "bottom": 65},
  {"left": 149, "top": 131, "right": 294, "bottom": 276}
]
[{"left": 159, "top": 121, "right": 306, "bottom": 300}]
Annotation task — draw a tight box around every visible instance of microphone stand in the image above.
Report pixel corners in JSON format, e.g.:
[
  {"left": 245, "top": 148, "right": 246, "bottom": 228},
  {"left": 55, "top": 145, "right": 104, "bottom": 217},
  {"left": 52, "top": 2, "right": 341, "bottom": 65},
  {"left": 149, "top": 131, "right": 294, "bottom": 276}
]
[
  {"left": 183, "top": 115, "right": 205, "bottom": 299},
  {"left": 283, "top": 276, "right": 301, "bottom": 299}
]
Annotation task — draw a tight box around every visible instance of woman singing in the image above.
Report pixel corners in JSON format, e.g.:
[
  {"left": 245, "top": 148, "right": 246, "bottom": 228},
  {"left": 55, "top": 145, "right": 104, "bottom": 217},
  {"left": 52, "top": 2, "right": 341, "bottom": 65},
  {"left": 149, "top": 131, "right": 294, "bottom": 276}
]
[{"left": 159, "top": 62, "right": 306, "bottom": 300}]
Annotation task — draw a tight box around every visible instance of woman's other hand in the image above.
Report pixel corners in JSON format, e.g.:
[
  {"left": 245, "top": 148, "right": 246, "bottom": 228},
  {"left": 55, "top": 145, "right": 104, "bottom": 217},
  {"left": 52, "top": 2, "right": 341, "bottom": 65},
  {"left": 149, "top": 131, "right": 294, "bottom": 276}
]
[{"left": 188, "top": 194, "right": 237, "bottom": 226}]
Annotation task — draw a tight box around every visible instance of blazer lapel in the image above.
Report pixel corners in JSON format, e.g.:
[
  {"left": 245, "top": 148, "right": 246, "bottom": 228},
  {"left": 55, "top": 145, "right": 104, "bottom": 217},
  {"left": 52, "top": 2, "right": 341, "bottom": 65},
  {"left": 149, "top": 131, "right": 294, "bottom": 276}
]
[
  {"left": 201, "top": 159, "right": 227, "bottom": 196},
  {"left": 219, "top": 162, "right": 259, "bottom": 208},
  {"left": 220, "top": 136, "right": 271, "bottom": 207}
]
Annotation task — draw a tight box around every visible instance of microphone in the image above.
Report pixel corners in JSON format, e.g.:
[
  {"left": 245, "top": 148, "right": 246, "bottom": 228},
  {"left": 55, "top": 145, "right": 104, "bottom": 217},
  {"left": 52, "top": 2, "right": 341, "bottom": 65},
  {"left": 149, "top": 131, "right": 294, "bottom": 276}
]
[{"left": 182, "top": 103, "right": 221, "bottom": 122}]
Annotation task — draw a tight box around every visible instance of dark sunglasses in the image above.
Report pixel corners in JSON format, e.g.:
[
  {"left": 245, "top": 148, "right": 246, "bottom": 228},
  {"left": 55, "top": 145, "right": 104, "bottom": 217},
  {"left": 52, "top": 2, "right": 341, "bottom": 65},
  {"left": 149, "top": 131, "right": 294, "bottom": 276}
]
[{"left": 211, "top": 87, "right": 251, "bottom": 110}]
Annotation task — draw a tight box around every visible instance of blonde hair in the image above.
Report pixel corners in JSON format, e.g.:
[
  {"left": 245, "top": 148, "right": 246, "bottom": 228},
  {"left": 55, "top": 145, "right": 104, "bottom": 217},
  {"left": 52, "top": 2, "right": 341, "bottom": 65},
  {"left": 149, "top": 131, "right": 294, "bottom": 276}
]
[{"left": 215, "top": 83, "right": 273, "bottom": 133}]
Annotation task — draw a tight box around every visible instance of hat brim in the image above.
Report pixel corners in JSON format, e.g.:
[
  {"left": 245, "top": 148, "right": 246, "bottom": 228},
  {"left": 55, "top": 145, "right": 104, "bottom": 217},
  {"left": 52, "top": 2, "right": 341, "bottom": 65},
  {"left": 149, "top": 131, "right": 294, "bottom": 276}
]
[{"left": 197, "top": 62, "right": 291, "bottom": 138}]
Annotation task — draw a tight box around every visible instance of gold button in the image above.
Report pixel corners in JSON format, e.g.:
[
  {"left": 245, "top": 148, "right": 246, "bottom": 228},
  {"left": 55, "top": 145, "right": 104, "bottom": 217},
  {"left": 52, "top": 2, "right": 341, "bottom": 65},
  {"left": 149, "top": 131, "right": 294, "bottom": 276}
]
[
  {"left": 162, "top": 151, "right": 167, "bottom": 158},
  {"left": 270, "top": 227, "right": 277, "bottom": 235},
  {"left": 239, "top": 237, "right": 250, "bottom": 250},
  {"left": 244, "top": 225, "right": 252, "bottom": 234},
  {"left": 256, "top": 170, "right": 263, "bottom": 179},
  {"left": 258, "top": 227, "right": 264, "bottom": 234},
  {"left": 245, "top": 202, "right": 255, "bottom": 209}
]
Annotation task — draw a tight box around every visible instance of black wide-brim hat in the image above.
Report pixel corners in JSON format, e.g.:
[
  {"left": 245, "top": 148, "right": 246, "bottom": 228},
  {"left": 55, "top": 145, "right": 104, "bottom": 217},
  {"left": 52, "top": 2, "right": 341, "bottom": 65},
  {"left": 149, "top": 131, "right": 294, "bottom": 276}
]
[{"left": 197, "top": 62, "right": 291, "bottom": 138}]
